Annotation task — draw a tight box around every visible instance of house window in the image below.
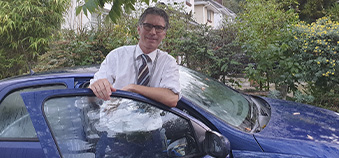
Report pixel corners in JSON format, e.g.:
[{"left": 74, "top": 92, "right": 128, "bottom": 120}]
[
  {"left": 207, "top": 10, "right": 212, "bottom": 23},
  {"left": 186, "top": 0, "right": 192, "bottom": 6}
]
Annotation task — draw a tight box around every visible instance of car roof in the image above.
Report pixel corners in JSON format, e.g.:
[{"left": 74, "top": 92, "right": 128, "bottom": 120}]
[{"left": 0, "top": 65, "right": 100, "bottom": 90}]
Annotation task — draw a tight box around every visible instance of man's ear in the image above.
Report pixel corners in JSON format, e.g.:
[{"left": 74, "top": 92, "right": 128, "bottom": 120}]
[{"left": 137, "top": 25, "right": 141, "bottom": 34}]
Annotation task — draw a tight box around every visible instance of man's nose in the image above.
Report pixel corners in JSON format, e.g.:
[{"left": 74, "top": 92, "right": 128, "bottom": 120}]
[{"left": 149, "top": 27, "right": 157, "bottom": 34}]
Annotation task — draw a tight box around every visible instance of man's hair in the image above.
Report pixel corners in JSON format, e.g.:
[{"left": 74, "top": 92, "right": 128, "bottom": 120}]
[{"left": 138, "top": 7, "right": 169, "bottom": 29}]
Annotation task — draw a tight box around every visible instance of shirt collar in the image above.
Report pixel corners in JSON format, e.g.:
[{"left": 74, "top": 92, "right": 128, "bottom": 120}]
[{"left": 136, "top": 44, "right": 157, "bottom": 63}]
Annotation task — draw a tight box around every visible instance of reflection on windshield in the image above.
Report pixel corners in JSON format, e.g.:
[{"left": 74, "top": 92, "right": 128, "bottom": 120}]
[{"left": 179, "top": 67, "right": 250, "bottom": 130}]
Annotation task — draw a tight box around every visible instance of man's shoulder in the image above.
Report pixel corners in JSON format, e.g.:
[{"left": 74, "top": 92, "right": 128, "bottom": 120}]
[
  {"left": 158, "top": 49, "right": 176, "bottom": 61},
  {"left": 107, "top": 45, "right": 136, "bottom": 57},
  {"left": 113, "top": 45, "right": 136, "bottom": 52}
]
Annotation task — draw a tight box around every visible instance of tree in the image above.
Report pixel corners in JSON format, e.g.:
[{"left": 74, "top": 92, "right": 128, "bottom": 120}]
[
  {"left": 0, "top": 0, "right": 69, "bottom": 79},
  {"left": 326, "top": 2, "right": 339, "bottom": 21},
  {"left": 298, "top": 0, "right": 337, "bottom": 23},
  {"left": 76, "top": 0, "right": 156, "bottom": 23},
  {"left": 222, "top": 0, "right": 245, "bottom": 14},
  {"left": 237, "top": 0, "right": 299, "bottom": 96},
  {"left": 278, "top": 0, "right": 337, "bottom": 23}
]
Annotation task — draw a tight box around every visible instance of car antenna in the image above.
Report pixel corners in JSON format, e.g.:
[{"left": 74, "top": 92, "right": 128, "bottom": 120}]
[{"left": 27, "top": 63, "right": 35, "bottom": 76}]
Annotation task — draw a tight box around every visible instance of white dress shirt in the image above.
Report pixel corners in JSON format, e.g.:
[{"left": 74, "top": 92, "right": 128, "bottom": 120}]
[{"left": 90, "top": 44, "right": 181, "bottom": 96}]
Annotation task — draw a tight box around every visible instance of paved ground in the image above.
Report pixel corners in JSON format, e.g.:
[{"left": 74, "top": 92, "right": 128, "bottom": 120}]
[
  {"left": 227, "top": 76, "right": 300, "bottom": 99},
  {"left": 226, "top": 76, "right": 280, "bottom": 97}
]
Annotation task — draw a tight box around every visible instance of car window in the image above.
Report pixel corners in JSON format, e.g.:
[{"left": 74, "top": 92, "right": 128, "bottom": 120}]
[
  {"left": 0, "top": 85, "right": 66, "bottom": 139},
  {"left": 179, "top": 67, "right": 252, "bottom": 131},
  {"left": 43, "top": 96, "right": 199, "bottom": 158}
]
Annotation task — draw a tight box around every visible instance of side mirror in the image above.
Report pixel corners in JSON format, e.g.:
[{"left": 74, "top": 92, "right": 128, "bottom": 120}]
[{"left": 204, "top": 131, "right": 231, "bottom": 158}]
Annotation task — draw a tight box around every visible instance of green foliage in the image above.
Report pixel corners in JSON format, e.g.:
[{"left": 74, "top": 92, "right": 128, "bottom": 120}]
[
  {"left": 0, "top": 50, "right": 25, "bottom": 79},
  {"left": 237, "top": 0, "right": 299, "bottom": 91},
  {"left": 293, "top": 90, "right": 315, "bottom": 104},
  {"left": 297, "top": 0, "right": 337, "bottom": 23},
  {"left": 308, "top": 85, "right": 339, "bottom": 112},
  {"left": 156, "top": 4, "right": 192, "bottom": 57},
  {"left": 267, "top": 90, "right": 282, "bottom": 99},
  {"left": 177, "top": 22, "right": 243, "bottom": 84},
  {"left": 158, "top": 2, "right": 244, "bottom": 83},
  {"left": 290, "top": 17, "right": 339, "bottom": 110},
  {"left": 279, "top": 0, "right": 338, "bottom": 23},
  {"left": 0, "top": 0, "right": 69, "bottom": 79},
  {"left": 222, "top": 0, "right": 245, "bottom": 14},
  {"left": 326, "top": 2, "right": 339, "bottom": 22},
  {"left": 77, "top": 0, "right": 156, "bottom": 23},
  {"left": 292, "top": 17, "right": 339, "bottom": 84},
  {"left": 237, "top": 0, "right": 338, "bottom": 111},
  {"left": 34, "top": 15, "right": 139, "bottom": 71}
]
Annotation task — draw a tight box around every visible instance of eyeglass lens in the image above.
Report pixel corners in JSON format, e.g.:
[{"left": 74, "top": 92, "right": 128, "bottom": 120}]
[{"left": 142, "top": 23, "right": 165, "bottom": 33}]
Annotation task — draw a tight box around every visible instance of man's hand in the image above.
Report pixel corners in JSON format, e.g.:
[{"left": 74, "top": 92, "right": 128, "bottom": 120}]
[{"left": 89, "top": 78, "right": 116, "bottom": 100}]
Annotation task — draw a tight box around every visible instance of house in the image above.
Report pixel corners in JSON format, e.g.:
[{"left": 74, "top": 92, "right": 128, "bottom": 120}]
[
  {"left": 194, "top": 0, "right": 236, "bottom": 28},
  {"left": 62, "top": 0, "right": 111, "bottom": 31},
  {"left": 61, "top": 0, "right": 235, "bottom": 31}
]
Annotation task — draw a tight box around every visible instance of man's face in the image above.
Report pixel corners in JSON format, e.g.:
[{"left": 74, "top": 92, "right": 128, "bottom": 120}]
[{"left": 138, "top": 14, "right": 167, "bottom": 54}]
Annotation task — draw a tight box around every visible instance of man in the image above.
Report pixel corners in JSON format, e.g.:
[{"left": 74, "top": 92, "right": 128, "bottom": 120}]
[
  {"left": 91, "top": 8, "right": 180, "bottom": 157},
  {"left": 89, "top": 7, "right": 180, "bottom": 107}
]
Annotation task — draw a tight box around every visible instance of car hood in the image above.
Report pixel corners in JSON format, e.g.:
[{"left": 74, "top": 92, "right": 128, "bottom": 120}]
[{"left": 255, "top": 97, "right": 339, "bottom": 145}]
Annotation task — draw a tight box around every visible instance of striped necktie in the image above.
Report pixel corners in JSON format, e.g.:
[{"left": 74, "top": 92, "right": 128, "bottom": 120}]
[{"left": 137, "top": 54, "right": 150, "bottom": 86}]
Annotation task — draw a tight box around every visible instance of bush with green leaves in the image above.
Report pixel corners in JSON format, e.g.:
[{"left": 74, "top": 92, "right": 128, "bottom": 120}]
[
  {"left": 237, "top": 0, "right": 299, "bottom": 94},
  {"left": 0, "top": 0, "right": 69, "bottom": 79},
  {"left": 292, "top": 17, "right": 339, "bottom": 85},
  {"left": 291, "top": 17, "right": 339, "bottom": 111},
  {"left": 77, "top": 0, "right": 155, "bottom": 23},
  {"left": 326, "top": 2, "right": 339, "bottom": 23},
  {"left": 178, "top": 23, "right": 243, "bottom": 84},
  {"left": 34, "top": 16, "right": 139, "bottom": 72}
]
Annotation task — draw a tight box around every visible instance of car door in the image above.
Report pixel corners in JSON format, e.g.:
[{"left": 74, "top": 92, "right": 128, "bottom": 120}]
[
  {"left": 0, "top": 78, "right": 75, "bottom": 158},
  {"left": 20, "top": 88, "right": 230, "bottom": 158}
]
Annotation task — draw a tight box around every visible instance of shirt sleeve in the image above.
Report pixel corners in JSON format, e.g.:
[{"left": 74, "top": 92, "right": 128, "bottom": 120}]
[
  {"left": 90, "top": 51, "right": 117, "bottom": 85},
  {"left": 159, "top": 57, "right": 182, "bottom": 99}
]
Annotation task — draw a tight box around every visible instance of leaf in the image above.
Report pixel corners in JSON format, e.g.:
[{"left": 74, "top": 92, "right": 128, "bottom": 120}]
[
  {"left": 108, "top": 0, "right": 124, "bottom": 23},
  {"left": 143, "top": 0, "right": 150, "bottom": 5},
  {"left": 108, "top": 9, "right": 118, "bottom": 23},
  {"left": 84, "top": 0, "right": 98, "bottom": 13},
  {"left": 82, "top": 5, "right": 88, "bottom": 16},
  {"left": 124, "top": 1, "right": 135, "bottom": 14},
  {"left": 76, "top": 6, "right": 83, "bottom": 15},
  {"left": 98, "top": 0, "right": 105, "bottom": 7}
]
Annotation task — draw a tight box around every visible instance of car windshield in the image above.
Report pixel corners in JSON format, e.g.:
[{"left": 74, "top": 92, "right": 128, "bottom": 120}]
[{"left": 179, "top": 67, "right": 252, "bottom": 131}]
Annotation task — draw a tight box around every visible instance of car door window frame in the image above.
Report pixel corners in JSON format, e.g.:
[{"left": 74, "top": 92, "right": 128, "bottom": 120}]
[{"left": 0, "top": 79, "right": 74, "bottom": 141}]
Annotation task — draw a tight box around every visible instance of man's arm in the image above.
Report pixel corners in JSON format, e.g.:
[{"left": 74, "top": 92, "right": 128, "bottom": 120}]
[{"left": 121, "top": 84, "right": 179, "bottom": 107}]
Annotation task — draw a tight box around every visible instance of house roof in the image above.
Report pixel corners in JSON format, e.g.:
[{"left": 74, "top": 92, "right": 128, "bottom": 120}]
[{"left": 195, "top": 0, "right": 236, "bottom": 18}]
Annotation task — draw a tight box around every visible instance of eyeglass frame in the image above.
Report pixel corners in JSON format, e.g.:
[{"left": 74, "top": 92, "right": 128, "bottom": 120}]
[{"left": 141, "top": 23, "right": 167, "bottom": 33}]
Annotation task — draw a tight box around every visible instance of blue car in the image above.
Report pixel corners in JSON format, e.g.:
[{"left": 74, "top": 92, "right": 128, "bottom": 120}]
[{"left": 0, "top": 66, "right": 338, "bottom": 158}]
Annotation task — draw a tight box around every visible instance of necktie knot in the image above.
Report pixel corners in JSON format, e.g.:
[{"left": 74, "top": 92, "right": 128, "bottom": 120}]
[{"left": 141, "top": 54, "right": 150, "bottom": 63}]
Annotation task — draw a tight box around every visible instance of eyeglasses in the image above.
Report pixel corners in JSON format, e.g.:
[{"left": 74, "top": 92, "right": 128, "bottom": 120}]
[{"left": 141, "top": 23, "right": 166, "bottom": 33}]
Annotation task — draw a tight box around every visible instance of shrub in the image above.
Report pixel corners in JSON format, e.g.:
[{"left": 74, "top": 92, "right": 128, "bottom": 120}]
[
  {"left": 0, "top": 0, "right": 69, "bottom": 79},
  {"left": 291, "top": 17, "right": 339, "bottom": 111},
  {"left": 34, "top": 15, "right": 139, "bottom": 72},
  {"left": 237, "top": 0, "right": 299, "bottom": 92}
]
